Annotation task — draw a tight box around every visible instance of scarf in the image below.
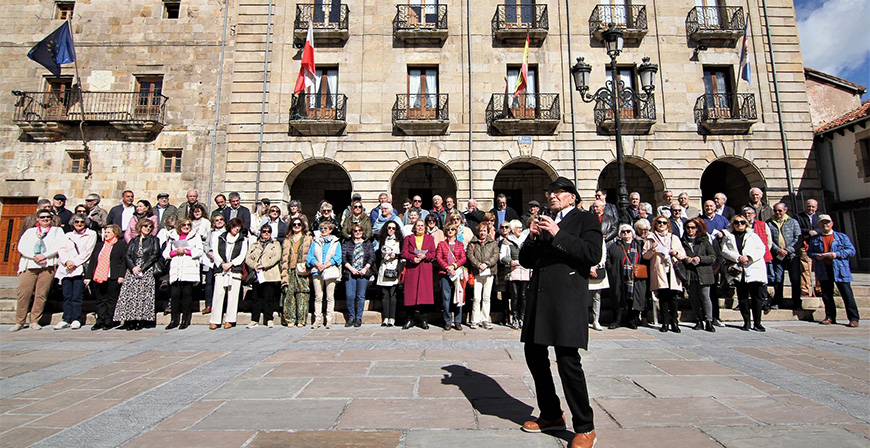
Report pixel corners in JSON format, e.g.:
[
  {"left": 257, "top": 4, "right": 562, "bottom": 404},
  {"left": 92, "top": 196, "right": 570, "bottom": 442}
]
[
  {"left": 352, "top": 241, "right": 364, "bottom": 270},
  {"left": 34, "top": 225, "right": 50, "bottom": 255},
  {"left": 619, "top": 240, "right": 637, "bottom": 295},
  {"left": 93, "top": 237, "right": 117, "bottom": 283}
]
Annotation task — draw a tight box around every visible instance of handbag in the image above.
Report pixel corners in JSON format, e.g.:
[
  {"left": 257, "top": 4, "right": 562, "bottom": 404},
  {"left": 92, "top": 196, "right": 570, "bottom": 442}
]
[
  {"left": 673, "top": 261, "right": 688, "bottom": 283},
  {"left": 321, "top": 265, "right": 340, "bottom": 281},
  {"left": 621, "top": 242, "right": 647, "bottom": 279},
  {"left": 152, "top": 258, "right": 167, "bottom": 278},
  {"left": 242, "top": 264, "right": 257, "bottom": 286},
  {"left": 383, "top": 268, "right": 399, "bottom": 280}
]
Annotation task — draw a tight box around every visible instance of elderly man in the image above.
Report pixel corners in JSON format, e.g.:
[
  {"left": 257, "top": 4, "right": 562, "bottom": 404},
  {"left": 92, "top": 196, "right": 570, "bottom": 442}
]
[
  {"left": 107, "top": 190, "right": 135, "bottom": 231},
  {"left": 212, "top": 194, "right": 227, "bottom": 218},
  {"left": 177, "top": 189, "right": 205, "bottom": 221},
  {"left": 591, "top": 190, "right": 619, "bottom": 221},
  {"left": 746, "top": 187, "right": 773, "bottom": 222},
  {"left": 656, "top": 190, "right": 674, "bottom": 218},
  {"left": 713, "top": 193, "right": 736, "bottom": 220},
  {"left": 808, "top": 215, "right": 859, "bottom": 327},
  {"left": 19, "top": 199, "right": 62, "bottom": 239},
  {"left": 669, "top": 204, "right": 688, "bottom": 238},
  {"left": 797, "top": 199, "right": 822, "bottom": 296},
  {"left": 370, "top": 193, "right": 398, "bottom": 225},
  {"left": 678, "top": 192, "right": 701, "bottom": 219},
  {"left": 221, "top": 191, "right": 252, "bottom": 232},
  {"left": 155, "top": 193, "right": 177, "bottom": 230},
  {"left": 490, "top": 193, "right": 520, "bottom": 230},
  {"left": 51, "top": 194, "right": 74, "bottom": 233},
  {"left": 519, "top": 177, "right": 602, "bottom": 448},
  {"left": 402, "top": 195, "right": 429, "bottom": 225},
  {"left": 592, "top": 200, "right": 618, "bottom": 245},
  {"left": 464, "top": 199, "right": 485, "bottom": 230},
  {"left": 628, "top": 192, "right": 641, "bottom": 221},
  {"left": 767, "top": 202, "right": 802, "bottom": 310},
  {"left": 522, "top": 200, "right": 542, "bottom": 228},
  {"left": 84, "top": 193, "right": 107, "bottom": 230},
  {"left": 429, "top": 195, "right": 447, "bottom": 229}
]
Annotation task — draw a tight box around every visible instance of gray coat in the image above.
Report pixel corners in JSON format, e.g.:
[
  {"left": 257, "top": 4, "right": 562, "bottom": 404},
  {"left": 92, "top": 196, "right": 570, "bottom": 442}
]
[{"left": 767, "top": 216, "right": 801, "bottom": 258}]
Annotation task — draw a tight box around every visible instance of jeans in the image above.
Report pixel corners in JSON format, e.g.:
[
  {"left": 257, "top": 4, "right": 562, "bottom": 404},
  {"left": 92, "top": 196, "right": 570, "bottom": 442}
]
[
  {"left": 687, "top": 281, "right": 712, "bottom": 322},
  {"left": 440, "top": 275, "right": 463, "bottom": 325},
  {"left": 61, "top": 276, "right": 85, "bottom": 324},
  {"left": 770, "top": 256, "right": 801, "bottom": 307},
  {"left": 203, "top": 268, "right": 215, "bottom": 307},
  {"left": 344, "top": 276, "right": 369, "bottom": 321}
]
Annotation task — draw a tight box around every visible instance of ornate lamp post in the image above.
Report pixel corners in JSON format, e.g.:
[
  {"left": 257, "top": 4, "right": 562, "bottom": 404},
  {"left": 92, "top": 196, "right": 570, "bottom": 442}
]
[{"left": 571, "top": 24, "right": 658, "bottom": 224}]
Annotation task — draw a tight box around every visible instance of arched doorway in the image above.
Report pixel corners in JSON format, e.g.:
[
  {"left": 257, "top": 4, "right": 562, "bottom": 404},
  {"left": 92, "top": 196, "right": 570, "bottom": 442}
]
[
  {"left": 391, "top": 159, "right": 457, "bottom": 210},
  {"left": 493, "top": 159, "right": 556, "bottom": 214},
  {"left": 700, "top": 158, "right": 765, "bottom": 210},
  {"left": 285, "top": 160, "right": 353, "bottom": 224},
  {"left": 597, "top": 157, "right": 664, "bottom": 207}
]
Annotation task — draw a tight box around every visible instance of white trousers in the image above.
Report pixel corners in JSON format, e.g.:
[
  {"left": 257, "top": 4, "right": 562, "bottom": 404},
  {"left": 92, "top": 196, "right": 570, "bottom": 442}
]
[
  {"left": 472, "top": 275, "right": 494, "bottom": 324},
  {"left": 312, "top": 276, "right": 337, "bottom": 325},
  {"left": 210, "top": 275, "right": 241, "bottom": 325}
]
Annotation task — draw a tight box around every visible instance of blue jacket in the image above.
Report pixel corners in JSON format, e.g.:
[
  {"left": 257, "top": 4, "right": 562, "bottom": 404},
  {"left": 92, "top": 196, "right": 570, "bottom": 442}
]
[
  {"left": 808, "top": 231, "right": 855, "bottom": 282},
  {"left": 702, "top": 214, "right": 729, "bottom": 236},
  {"left": 306, "top": 236, "right": 342, "bottom": 276}
]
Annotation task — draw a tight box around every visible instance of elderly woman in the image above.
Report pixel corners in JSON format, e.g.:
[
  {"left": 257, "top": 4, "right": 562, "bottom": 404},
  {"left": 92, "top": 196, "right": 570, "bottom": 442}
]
[
  {"left": 721, "top": 215, "right": 768, "bottom": 331},
  {"left": 341, "top": 200, "right": 373, "bottom": 240},
  {"left": 681, "top": 218, "right": 717, "bottom": 332},
  {"left": 644, "top": 215, "right": 686, "bottom": 333},
  {"left": 376, "top": 221, "right": 404, "bottom": 326},
  {"left": 607, "top": 224, "right": 645, "bottom": 329},
  {"left": 372, "top": 202, "right": 402, "bottom": 241},
  {"left": 436, "top": 223, "right": 467, "bottom": 331},
  {"left": 401, "top": 219, "right": 437, "bottom": 329},
  {"left": 342, "top": 224, "right": 376, "bottom": 327},
  {"left": 54, "top": 214, "right": 98, "bottom": 329},
  {"left": 115, "top": 219, "right": 162, "bottom": 331},
  {"left": 424, "top": 214, "right": 445, "bottom": 247},
  {"left": 84, "top": 225, "right": 127, "bottom": 330},
  {"left": 259, "top": 205, "right": 288, "bottom": 243},
  {"left": 163, "top": 218, "right": 203, "bottom": 330},
  {"left": 500, "top": 219, "right": 529, "bottom": 329},
  {"left": 307, "top": 220, "right": 342, "bottom": 328},
  {"left": 632, "top": 219, "right": 653, "bottom": 326},
  {"left": 209, "top": 218, "right": 248, "bottom": 329},
  {"left": 124, "top": 200, "right": 159, "bottom": 243},
  {"left": 286, "top": 200, "right": 309, "bottom": 231},
  {"left": 310, "top": 202, "right": 339, "bottom": 237},
  {"left": 246, "top": 224, "right": 282, "bottom": 328},
  {"left": 466, "top": 222, "right": 498, "bottom": 329},
  {"left": 201, "top": 214, "right": 226, "bottom": 315},
  {"left": 281, "top": 217, "right": 312, "bottom": 326}
]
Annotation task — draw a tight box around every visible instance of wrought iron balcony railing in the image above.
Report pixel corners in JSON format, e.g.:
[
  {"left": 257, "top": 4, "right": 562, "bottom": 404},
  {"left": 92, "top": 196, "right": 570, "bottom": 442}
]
[
  {"left": 594, "top": 93, "right": 655, "bottom": 124},
  {"left": 13, "top": 90, "right": 167, "bottom": 123},
  {"left": 486, "top": 93, "right": 559, "bottom": 134},
  {"left": 294, "top": 3, "right": 349, "bottom": 33},
  {"left": 589, "top": 5, "right": 647, "bottom": 39},
  {"left": 394, "top": 4, "right": 447, "bottom": 33},
  {"left": 693, "top": 93, "right": 756, "bottom": 122},
  {"left": 290, "top": 93, "right": 347, "bottom": 121},
  {"left": 492, "top": 4, "right": 548, "bottom": 33},
  {"left": 686, "top": 6, "right": 744, "bottom": 37},
  {"left": 393, "top": 93, "right": 449, "bottom": 121}
]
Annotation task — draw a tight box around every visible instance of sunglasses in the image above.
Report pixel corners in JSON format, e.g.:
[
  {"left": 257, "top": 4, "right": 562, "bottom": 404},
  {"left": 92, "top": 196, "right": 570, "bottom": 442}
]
[
  {"left": 620, "top": 230, "right": 632, "bottom": 234},
  {"left": 214, "top": 218, "right": 224, "bottom": 221},
  {"left": 386, "top": 226, "right": 397, "bottom": 231},
  {"left": 292, "top": 223, "right": 303, "bottom": 227},
  {"left": 261, "top": 229, "right": 272, "bottom": 233},
  {"left": 319, "top": 227, "right": 329, "bottom": 231},
  {"left": 656, "top": 220, "right": 668, "bottom": 225},
  {"left": 685, "top": 225, "right": 697, "bottom": 229},
  {"left": 142, "top": 224, "right": 153, "bottom": 228},
  {"left": 353, "top": 229, "right": 363, "bottom": 232},
  {"left": 353, "top": 205, "right": 362, "bottom": 209},
  {"left": 413, "top": 200, "right": 422, "bottom": 203},
  {"left": 85, "top": 199, "right": 97, "bottom": 202},
  {"left": 500, "top": 226, "right": 510, "bottom": 229},
  {"left": 734, "top": 221, "right": 747, "bottom": 225},
  {"left": 38, "top": 215, "right": 52, "bottom": 219},
  {"left": 73, "top": 220, "right": 86, "bottom": 224}
]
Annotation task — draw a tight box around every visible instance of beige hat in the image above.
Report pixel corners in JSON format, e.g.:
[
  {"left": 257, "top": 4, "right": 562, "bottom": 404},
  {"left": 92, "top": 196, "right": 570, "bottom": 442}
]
[{"left": 818, "top": 214, "right": 832, "bottom": 223}]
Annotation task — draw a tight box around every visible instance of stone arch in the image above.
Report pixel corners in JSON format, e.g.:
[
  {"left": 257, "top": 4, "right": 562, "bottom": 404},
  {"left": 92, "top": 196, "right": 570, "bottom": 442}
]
[
  {"left": 492, "top": 157, "right": 558, "bottom": 213},
  {"left": 283, "top": 158, "right": 353, "bottom": 224},
  {"left": 597, "top": 156, "right": 666, "bottom": 206},
  {"left": 390, "top": 157, "right": 458, "bottom": 210},
  {"left": 700, "top": 156, "right": 766, "bottom": 209}
]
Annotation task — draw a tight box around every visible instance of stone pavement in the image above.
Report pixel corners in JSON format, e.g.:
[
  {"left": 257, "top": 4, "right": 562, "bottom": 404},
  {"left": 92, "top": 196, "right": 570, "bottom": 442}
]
[{"left": 0, "top": 320, "right": 868, "bottom": 448}]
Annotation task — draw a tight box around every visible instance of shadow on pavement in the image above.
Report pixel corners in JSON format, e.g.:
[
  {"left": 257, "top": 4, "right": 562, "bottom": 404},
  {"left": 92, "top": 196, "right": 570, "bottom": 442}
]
[{"left": 440, "top": 364, "right": 535, "bottom": 427}]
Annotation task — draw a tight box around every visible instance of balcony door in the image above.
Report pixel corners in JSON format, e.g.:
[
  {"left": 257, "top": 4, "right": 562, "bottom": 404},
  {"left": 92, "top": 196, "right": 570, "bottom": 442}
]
[
  {"left": 602, "top": 0, "right": 627, "bottom": 27},
  {"left": 409, "top": 0, "right": 438, "bottom": 26},
  {"left": 695, "top": 0, "right": 720, "bottom": 27},
  {"left": 136, "top": 76, "right": 164, "bottom": 120},
  {"left": 44, "top": 78, "right": 73, "bottom": 120},
  {"left": 606, "top": 68, "right": 636, "bottom": 118},
  {"left": 408, "top": 68, "right": 438, "bottom": 119},
  {"left": 703, "top": 68, "right": 733, "bottom": 118},
  {"left": 504, "top": 0, "right": 535, "bottom": 27},
  {"left": 507, "top": 66, "right": 537, "bottom": 118},
  {"left": 307, "top": 68, "right": 338, "bottom": 119},
  {"left": 313, "top": 0, "right": 342, "bottom": 25}
]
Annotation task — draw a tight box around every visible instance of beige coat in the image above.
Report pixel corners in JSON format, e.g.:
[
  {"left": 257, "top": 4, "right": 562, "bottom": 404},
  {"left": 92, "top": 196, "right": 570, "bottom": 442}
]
[
  {"left": 245, "top": 239, "right": 282, "bottom": 283},
  {"left": 281, "top": 233, "right": 313, "bottom": 285},
  {"left": 643, "top": 231, "right": 686, "bottom": 292}
]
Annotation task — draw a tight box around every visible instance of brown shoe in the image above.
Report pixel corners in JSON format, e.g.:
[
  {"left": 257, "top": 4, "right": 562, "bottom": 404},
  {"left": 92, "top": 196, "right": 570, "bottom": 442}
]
[
  {"left": 453, "top": 323, "right": 462, "bottom": 331},
  {"left": 819, "top": 318, "right": 833, "bottom": 325},
  {"left": 223, "top": 322, "right": 233, "bottom": 329},
  {"left": 848, "top": 321, "right": 859, "bottom": 327},
  {"left": 521, "top": 415, "right": 566, "bottom": 433},
  {"left": 570, "top": 430, "right": 597, "bottom": 448},
  {"left": 209, "top": 324, "right": 218, "bottom": 330},
  {"left": 444, "top": 325, "right": 452, "bottom": 331},
  {"left": 202, "top": 306, "right": 212, "bottom": 314}
]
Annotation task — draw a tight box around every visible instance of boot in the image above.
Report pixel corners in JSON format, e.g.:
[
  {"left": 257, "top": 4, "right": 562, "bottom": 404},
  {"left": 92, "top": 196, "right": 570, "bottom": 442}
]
[
  {"left": 705, "top": 320, "right": 716, "bottom": 333},
  {"left": 671, "top": 323, "right": 681, "bottom": 333},
  {"left": 609, "top": 309, "right": 623, "bottom": 329},
  {"left": 179, "top": 313, "right": 191, "bottom": 330},
  {"left": 659, "top": 323, "right": 668, "bottom": 332},
  {"left": 419, "top": 314, "right": 429, "bottom": 330},
  {"left": 126, "top": 320, "right": 138, "bottom": 331},
  {"left": 165, "top": 312, "right": 180, "bottom": 330},
  {"left": 741, "top": 317, "right": 751, "bottom": 331},
  {"left": 693, "top": 322, "right": 704, "bottom": 330}
]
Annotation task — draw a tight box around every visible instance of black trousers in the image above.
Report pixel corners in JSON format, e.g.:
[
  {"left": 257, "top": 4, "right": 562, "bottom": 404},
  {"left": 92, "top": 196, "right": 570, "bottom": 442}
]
[
  {"left": 381, "top": 286, "right": 398, "bottom": 319},
  {"left": 735, "top": 281, "right": 765, "bottom": 326},
  {"left": 170, "top": 281, "right": 195, "bottom": 316},
  {"left": 656, "top": 288, "right": 679, "bottom": 326},
  {"left": 524, "top": 343, "right": 594, "bottom": 433},
  {"left": 252, "top": 281, "right": 279, "bottom": 323},
  {"left": 820, "top": 265, "right": 860, "bottom": 323},
  {"left": 93, "top": 280, "right": 121, "bottom": 326}
]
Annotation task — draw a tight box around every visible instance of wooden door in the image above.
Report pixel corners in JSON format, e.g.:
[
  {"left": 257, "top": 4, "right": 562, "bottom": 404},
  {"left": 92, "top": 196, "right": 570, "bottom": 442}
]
[
  {"left": 136, "top": 77, "right": 163, "bottom": 120},
  {"left": 0, "top": 198, "right": 38, "bottom": 276},
  {"left": 408, "top": 69, "right": 438, "bottom": 119},
  {"left": 44, "top": 78, "right": 72, "bottom": 120}
]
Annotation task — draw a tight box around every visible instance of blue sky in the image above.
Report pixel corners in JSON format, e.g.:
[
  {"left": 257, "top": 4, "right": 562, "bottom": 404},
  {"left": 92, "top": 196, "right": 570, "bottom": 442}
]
[{"left": 794, "top": 0, "right": 870, "bottom": 99}]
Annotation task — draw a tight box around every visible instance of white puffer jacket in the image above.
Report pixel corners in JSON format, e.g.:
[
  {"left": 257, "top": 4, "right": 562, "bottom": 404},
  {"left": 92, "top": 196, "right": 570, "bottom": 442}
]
[
  {"left": 162, "top": 229, "right": 203, "bottom": 283},
  {"left": 720, "top": 230, "right": 767, "bottom": 284}
]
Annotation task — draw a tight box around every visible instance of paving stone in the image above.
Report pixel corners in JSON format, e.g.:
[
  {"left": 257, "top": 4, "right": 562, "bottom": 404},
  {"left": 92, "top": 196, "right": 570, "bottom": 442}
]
[
  {"left": 204, "top": 377, "right": 309, "bottom": 400},
  {"left": 193, "top": 399, "right": 347, "bottom": 431},
  {"left": 8, "top": 389, "right": 98, "bottom": 415},
  {"left": 69, "top": 362, "right": 140, "bottom": 379},
  {"left": 1, "top": 350, "right": 94, "bottom": 364},
  {"left": 297, "top": 376, "right": 415, "bottom": 398},
  {"left": 419, "top": 373, "right": 533, "bottom": 399},
  {"left": 144, "top": 362, "right": 200, "bottom": 379},
  {"left": 94, "top": 378, "right": 168, "bottom": 401},
  {"left": 122, "top": 430, "right": 255, "bottom": 448},
  {"left": 338, "top": 398, "right": 476, "bottom": 429},
  {"left": 591, "top": 348, "right": 685, "bottom": 361},
  {"left": 647, "top": 360, "right": 741, "bottom": 375},
  {"left": 0, "top": 427, "right": 62, "bottom": 446},
  {"left": 717, "top": 395, "right": 863, "bottom": 425},
  {"left": 153, "top": 401, "right": 224, "bottom": 431},
  {"left": 631, "top": 376, "right": 767, "bottom": 398},
  {"left": 596, "top": 397, "right": 755, "bottom": 428},
  {"left": 80, "top": 371, "right": 146, "bottom": 390},
  {"left": 424, "top": 348, "right": 512, "bottom": 361},
  {"left": 265, "top": 361, "right": 370, "bottom": 377},
  {"left": 12, "top": 378, "right": 96, "bottom": 399},
  {"left": 584, "top": 360, "right": 667, "bottom": 376},
  {"left": 0, "top": 397, "right": 39, "bottom": 413},
  {"left": 465, "top": 359, "right": 532, "bottom": 376},
  {"left": 333, "top": 349, "right": 424, "bottom": 361},
  {"left": 596, "top": 427, "right": 722, "bottom": 447},
  {"left": 25, "top": 399, "right": 122, "bottom": 428},
  {"left": 842, "top": 424, "right": 870, "bottom": 440},
  {"left": 730, "top": 376, "right": 792, "bottom": 395},
  {"left": 0, "top": 362, "right": 55, "bottom": 378},
  {"left": 403, "top": 429, "right": 565, "bottom": 447},
  {"left": 246, "top": 430, "right": 402, "bottom": 448},
  {"left": 261, "top": 350, "right": 340, "bottom": 363},
  {"left": 368, "top": 360, "right": 453, "bottom": 377},
  {"left": 702, "top": 424, "right": 870, "bottom": 447},
  {"left": 587, "top": 376, "right": 652, "bottom": 398},
  {"left": 0, "top": 413, "right": 35, "bottom": 432},
  {"left": 811, "top": 373, "right": 870, "bottom": 394}
]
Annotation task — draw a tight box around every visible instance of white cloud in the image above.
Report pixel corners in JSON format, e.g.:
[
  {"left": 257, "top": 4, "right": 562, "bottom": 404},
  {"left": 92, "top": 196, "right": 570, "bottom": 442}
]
[{"left": 797, "top": 0, "right": 870, "bottom": 76}]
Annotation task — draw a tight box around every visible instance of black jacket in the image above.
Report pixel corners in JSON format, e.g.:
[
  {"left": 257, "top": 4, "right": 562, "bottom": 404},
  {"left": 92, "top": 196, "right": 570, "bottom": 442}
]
[
  {"left": 341, "top": 239, "right": 376, "bottom": 280},
  {"left": 85, "top": 239, "right": 128, "bottom": 280},
  {"left": 464, "top": 210, "right": 486, "bottom": 231},
  {"left": 681, "top": 235, "right": 716, "bottom": 286},
  {"left": 519, "top": 209, "right": 602, "bottom": 349},
  {"left": 107, "top": 204, "right": 132, "bottom": 228},
  {"left": 599, "top": 213, "right": 618, "bottom": 244},
  {"left": 221, "top": 205, "right": 252, "bottom": 233},
  {"left": 797, "top": 211, "right": 821, "bottom": 239},
  {"left": 125, "top": 235, "right": 162, "bottom": 272}
]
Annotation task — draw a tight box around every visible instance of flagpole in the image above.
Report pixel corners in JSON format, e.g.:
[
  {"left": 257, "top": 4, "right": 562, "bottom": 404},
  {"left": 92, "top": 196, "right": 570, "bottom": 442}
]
[{"left": 66, "top": 17, "right": 91, "bottom": 179}]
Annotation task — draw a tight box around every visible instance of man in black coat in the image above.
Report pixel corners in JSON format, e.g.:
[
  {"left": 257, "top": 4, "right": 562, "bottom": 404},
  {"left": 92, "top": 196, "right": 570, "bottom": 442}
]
[
  {"left": 51, "top": 194, "right": 74, "bottom": 233},
  {"left": 221, "top": 192, "right": 252, "bottom": 233},
  {"left": 464, "top": 199, "right": 485, "bottom": 230},
  {"left": 489, "top": 193, "right": 520, "bottom": 229},
  {"left": 591, "top": 199, "right": 618, "bottom": 245},
  {"left": 107, "top": 190, "right": 136, "bottom": 232},
  {"left": 518, "top": 177, "right": 602, "bottom": 448},
  {"left": 714, "top": 192, "right": 736, "bottom": 221},
  {"left": 796, "top": 198, "right": 821, "bottom": 296}
]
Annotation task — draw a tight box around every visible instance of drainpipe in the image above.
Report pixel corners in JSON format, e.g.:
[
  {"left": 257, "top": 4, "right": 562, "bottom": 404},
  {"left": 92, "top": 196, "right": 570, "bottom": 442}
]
[
  {"left": 254, "top": 0, "right": 274, "bottom": 203},
  {"left": 566, "top": 0, "right": 578, "bottom": 185},
  {"left": 466, "top": 0, "right": 474, "bottom": 200},
  {"left": 207, "top": 0, "right": 231, "bottom": 207}
]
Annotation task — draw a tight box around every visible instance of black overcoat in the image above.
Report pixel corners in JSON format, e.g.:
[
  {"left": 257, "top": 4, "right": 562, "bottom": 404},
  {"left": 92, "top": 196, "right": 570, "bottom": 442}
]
[{"left": 519, "top": 209, "right": 603, "bottom": 349}]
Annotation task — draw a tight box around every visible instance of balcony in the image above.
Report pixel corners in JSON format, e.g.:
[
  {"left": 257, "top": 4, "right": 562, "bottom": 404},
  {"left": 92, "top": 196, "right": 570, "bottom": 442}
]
[
  {"left": 693, "top": 93, "right": 756, "bottom": 134},
  {"left": 394, "top": 4, "right": 448, "bottom": 45},
  {"left": 293, "top": 3, "right": 349, "bottom": 46},
  {"left": 392, "top": 93, "right": 449, "bottom": 136},
  {"left": 486, "top": 93, "right": 559, "bottom": 135},
  {"left": 589, "top": 5, "right": 648, "bottom": 45},
  {"left": 594, "top": 94, "right": 655, "bottom": 135},
  {"left": 686, "top": 6, "right": 745, "bottom": 47},
  {"left": 289, "top": 93, "right": 347, "bottom": 136},
  {"left": 12, "top": 90, "right": 166, "bottom": 141},
  {"left": 492, "top": 4, "right": 548, "bottom": 45}
]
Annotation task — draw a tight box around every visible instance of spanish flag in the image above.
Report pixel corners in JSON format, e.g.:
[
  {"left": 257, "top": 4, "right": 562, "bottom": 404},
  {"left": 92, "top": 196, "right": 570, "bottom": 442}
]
[{"left": 512, "top": 33, "right": 530, "bottom": 99}]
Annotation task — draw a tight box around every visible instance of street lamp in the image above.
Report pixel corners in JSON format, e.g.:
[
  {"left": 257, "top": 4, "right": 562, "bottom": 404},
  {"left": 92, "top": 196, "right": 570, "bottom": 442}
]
[{"left": 571, "top": 24, "right": 658, "bottom": 224}]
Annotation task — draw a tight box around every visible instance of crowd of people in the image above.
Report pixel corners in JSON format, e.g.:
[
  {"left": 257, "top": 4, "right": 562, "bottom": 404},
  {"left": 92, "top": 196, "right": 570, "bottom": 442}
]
[{"left": 10, "top": 185, "right": 860, "bottom": 332}]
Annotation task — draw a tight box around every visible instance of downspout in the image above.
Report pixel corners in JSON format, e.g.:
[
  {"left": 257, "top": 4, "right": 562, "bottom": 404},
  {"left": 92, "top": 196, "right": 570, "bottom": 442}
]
[
  {"left": 254, "top": 0, "right": 274, "bottom": 203},
  {"left": 565, "top": 0, "right": 578, "bottom": 185},
  {"left": 466, "top": 0, "right": 474, "bottom": 200},
  {"left": 761, "top": 0, "right": 797, "bottom": 211},
  {"left": 207, "top": 0, "right": 231, "bottom": 206}
]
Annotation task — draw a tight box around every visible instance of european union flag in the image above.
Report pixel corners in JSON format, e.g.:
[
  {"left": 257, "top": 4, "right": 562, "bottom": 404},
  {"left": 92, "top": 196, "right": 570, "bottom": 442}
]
[{"left": 27, "top": 22, "right": 76, "bottom": 77}]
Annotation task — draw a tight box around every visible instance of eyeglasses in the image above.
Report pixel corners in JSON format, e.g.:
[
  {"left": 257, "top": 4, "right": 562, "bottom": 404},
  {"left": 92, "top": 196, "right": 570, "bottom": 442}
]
[
  {"left": 734, "top": 221, "right": 747, "bottom": 225},
  {"left": 73, "top": 220, "right": 86, "bottom": 224},
  {"left": 214, "top": 218, "right": 224, "bottom": 222},
  {"left": 620, "top": 230, "right": 632, "bottom": 234},
  {"left": 142, "top": 224, "right": 153, "bottom": 229},
  {"left": 685, "top": 225, "right": 697, "bottom": 229},
  {"left": 38, "top": 215, "right": 52, "bottom": 220},
  {"left": 85, "top": 198, "right": 97, "bottom": 202},
  {"left": 500, "top": 226, "right": 510, "bottom": 229},
  {"left": 181, "top": 224, "right": 191, "bottom": 228},
  {"left": 353, "top": 205, "right": 362, "bottom": 209},
  {"left": 446, "top": 228, "right": 456, "bottom": 232},
  {"left": 656, "top": 220, "right": 668, "bottom": 225},
  {"left": 292, "top": 223, "right": 303, "bottom": 227},
  {"left": 353, "top": 229, "right": 363, "bottom": 233},
  {"left": 319, "top": 227, "right": 329, "bottom": 231},
  {"left": 260, "top": 229, "right": 272, "bottom": 233}
]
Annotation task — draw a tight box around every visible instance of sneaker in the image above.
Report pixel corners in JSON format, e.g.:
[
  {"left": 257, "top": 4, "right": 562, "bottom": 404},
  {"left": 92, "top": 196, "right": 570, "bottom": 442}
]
[
  {"left": 30, "top": 323, "right": 41, "bottom": 330},
  {"left": 54, "top": 321, "right": 70, "bottom": 330},
  {"left": 521, "top": 415, "right": 566, "bottom": 433},
  {"left": 9, "top": 324, "right": 23, "bottom": 332},
  {"left": 70, "top": 321, "right": 81, "bottom": 330},
  {"left": 712, "top": 319, "right": 725, "bottom": 327},
  {"left": 246, "top": 322, "right": 259, "bottom": 328},
  {"left": 266, "top": 321, "right": 274, "bottom": 328}
]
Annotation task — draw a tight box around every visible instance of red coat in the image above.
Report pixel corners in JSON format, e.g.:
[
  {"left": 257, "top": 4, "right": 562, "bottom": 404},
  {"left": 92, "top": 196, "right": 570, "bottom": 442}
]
[
  {"left": 436, "top": 239, "right": 466, "bottom": 275},
  {"left": 401, "top": 234, "right": 436, "bottom": 306}
]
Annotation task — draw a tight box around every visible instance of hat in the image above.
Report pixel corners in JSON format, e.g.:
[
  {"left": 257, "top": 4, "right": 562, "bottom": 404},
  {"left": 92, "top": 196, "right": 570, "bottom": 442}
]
[
  {"left": 543, "top": 177, "right": 579, "bottom": 199},
  {"left": 157, "top": 193, "right": 169, "bottom": 199},
  {"left": 352, "top": 193, "right": 362, "bottom": 201},
  {"left": 818, "top": 214, "right": 832, "bottom": 223},
  {"left": 260, "top": 198, "right": 270, "bottom": 204},
  {"left": 53, "top": 194, "right": 67, "bottom": 201},
  {"left": 528, "top": 200, "right": 541, "bottom": 208}
]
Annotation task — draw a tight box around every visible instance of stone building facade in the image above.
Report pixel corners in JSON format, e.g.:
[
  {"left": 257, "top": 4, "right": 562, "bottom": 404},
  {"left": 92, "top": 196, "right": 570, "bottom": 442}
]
[{"left": 1, "top": 0, "right": 820, "bottom": 238}]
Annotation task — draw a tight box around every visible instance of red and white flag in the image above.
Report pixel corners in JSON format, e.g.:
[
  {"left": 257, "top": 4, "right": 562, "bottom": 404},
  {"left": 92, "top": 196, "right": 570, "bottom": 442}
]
[{"left": 294, "top": 21, "right": 316, "bottom": 94}]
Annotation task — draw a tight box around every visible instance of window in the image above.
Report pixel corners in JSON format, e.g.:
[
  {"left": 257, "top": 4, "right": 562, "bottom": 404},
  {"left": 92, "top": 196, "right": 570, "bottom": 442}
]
[
  {"left": 56, "top": 2, "right": 75, "bottom": 20},
  {"left": 504, "top": 0, "right": 535, "bottom": 26},
  {"left": 607, "top": 67, "right": 636, "bottom": 118},
  {"left": 507, "top": 65, "right": 537, "bottom": 117},
  {"left": 695, "top": 0, "right": 721, "bottom": 27},
  {"left": 408, "top": 67, "right": 438, "bottom": 118},
  {"left": 409, "top": 0, "right": 438, "bottom": 26},
  {"left": 44, "top": 77, "right": 74, "bottom": 119},
  {"left": 311, "top": 67, "right": 338, "bottom": 111},
  {"left": 313, "top": 0, "right": 342, "bottom": 25},
  {"left": 68, "top": 153, "right": 87, "bottom": 173},
  {"left": 858, "top": 138, "right": 870, "bottom": 182},
  {"left": 161, "top": 150, "right": 182, "bottom": 173},
  {"left": 164, "top": 1, "right": 181, "bottom": 19},
  {"left": 135, "top": 75, "right": 164, "bottom": 119},
  {"left": 702, "top": 67, "right": 733, "bottom": 118},
  {"left": 601, "top": 0, "right": 628, "bottom": 26}
]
